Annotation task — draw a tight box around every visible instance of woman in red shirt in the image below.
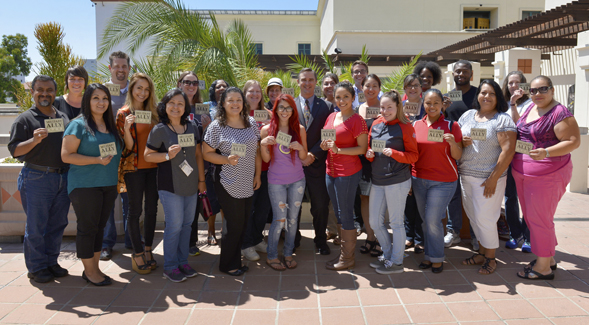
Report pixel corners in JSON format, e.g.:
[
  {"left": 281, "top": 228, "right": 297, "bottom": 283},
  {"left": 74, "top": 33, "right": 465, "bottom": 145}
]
[
  {"left": 321, "top": 82, "right": 368, "bottom": 271},
  {"left": 412, "top": 88, "right": 462, "bottom": 274}
]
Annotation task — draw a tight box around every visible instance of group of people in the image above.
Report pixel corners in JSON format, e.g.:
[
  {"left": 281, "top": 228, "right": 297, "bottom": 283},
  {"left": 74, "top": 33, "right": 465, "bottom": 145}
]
[{"left": 8, "top": 51, "right": 580, "bottom": 285}]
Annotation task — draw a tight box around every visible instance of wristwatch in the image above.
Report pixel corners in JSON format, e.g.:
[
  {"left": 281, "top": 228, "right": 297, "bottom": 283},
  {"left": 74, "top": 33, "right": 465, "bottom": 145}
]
[{"left": 165, "top": 153, "right": 170, "bottom": 161}]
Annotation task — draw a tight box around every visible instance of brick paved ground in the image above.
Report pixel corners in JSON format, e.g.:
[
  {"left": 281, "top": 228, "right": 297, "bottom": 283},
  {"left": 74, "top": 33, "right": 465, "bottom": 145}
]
[{"left": 0, "top": 191, "right": 588, "bottom": 324}]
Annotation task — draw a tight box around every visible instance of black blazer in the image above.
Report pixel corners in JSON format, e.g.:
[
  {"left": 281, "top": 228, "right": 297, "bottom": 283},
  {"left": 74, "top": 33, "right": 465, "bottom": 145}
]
[{"left": 296, "top": 95, "right": 334, "bottom": 176}]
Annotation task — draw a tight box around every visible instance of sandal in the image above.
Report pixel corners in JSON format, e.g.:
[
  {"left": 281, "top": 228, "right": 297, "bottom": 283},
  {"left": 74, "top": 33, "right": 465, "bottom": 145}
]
[
  {"left": 462, "top": 253, "right": 485, "bottom": 266},
  {"left": 478, "top": 257, "right": 497, "bottom": 275},
  {"left": 405, "top": 240, "right": 415, "bottom": 249},
  {"left": 207, "top": 235, "right": 218, "bottom": 245},
  {"left": 266, "top": 259, "right": 286, "bottom": 271},
  {"left": 284, "top": 257, "right": 297, "bottom": 269},
  {"left": 360, "top": 240, "right": 377, "bottom": 255},
  {"left": 145, "top": 249, "right": 157, "bottom": 270},
  {"left": 132, "top": 253, "right": 152, "bottom": 275},
  {"left": 370, "top": 241, "right": 383, "bottom": 257},
  {"left": 524, "top": 259, "right": 557, "bottom": 272},
  {"left": 517, "top": 268, "right": 555, "bottom": 280}
]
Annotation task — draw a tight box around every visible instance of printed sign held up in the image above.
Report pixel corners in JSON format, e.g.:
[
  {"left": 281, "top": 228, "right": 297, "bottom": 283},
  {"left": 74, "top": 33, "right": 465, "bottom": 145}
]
[
  {"left": 366, "top": 107, "right": 379, "bottom": 119},
  {"left": 231, "top": 143, "right": 247, "bottom": 157},
  {"left": 105, "top": 83, "right": 120, "bottom": 96},
  {"left": 178, "top": 134, "right": 195, "bottom": 147},
  {"left": 282, "top": 88, "right": 295, "bottom": 96},
  {"left": 470, "top": 128, "right": 487, "bottom": 141},
  {"left": 372, "top": 139, "right": 386, "bottom": 153},
  {"left": 276, "top": 131, "right": 292, "bottom": 147},
  {"left": 254, "top": 110, "right": 268, "bottom": 122},
  {"left": 515, "top": 140, "right": 533, "bottom": 155},
  {"left": 427, "top": 129, "right": 444, "bottom": 142},
  {"left": 99, "top": 142, "right": 117, "bottom": 158},
  {"left": 404, "top": 102, "right": 419, "bottom": 116},
  {"left": 194, "top": 103, "right": 210, "bottom": 115},
  {"left": 135, "top": 111, "right": 152, "bottom": 124},
  {"left": 447, "top": 91, "right": 463, "bottom": 102},
  {"left": 44, "top": 118, "right": 65, "bottom": 133},
  {"left": 321, "top": 129, "right": 336, "bottom": 141}
]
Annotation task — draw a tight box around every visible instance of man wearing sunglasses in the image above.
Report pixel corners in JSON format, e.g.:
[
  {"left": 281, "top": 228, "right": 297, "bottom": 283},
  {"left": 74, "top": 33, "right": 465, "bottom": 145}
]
[{"left": 443, "top": 60, "right": 479, "bottom": 250}]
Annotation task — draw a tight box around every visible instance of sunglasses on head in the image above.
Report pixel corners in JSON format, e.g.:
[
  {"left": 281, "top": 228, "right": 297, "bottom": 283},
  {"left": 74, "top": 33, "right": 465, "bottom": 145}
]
[
  {"left": 182, "top": 80, "right": 199, "bottom": 86},
  {"left": 529, "top": 86, "right": 552, "bottom": 95}
]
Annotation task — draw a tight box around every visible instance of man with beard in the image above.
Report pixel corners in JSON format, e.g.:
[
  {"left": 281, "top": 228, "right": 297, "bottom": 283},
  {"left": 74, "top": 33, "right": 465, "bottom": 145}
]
[
  {"left": 100, "top": 51, "right": 133, "bottom": 260},
  {"left": 8, "top": 75, "right": 71, "bottom": 283},
  {"left": 443, "top": 60, "right": 478, "bottom": 249}
]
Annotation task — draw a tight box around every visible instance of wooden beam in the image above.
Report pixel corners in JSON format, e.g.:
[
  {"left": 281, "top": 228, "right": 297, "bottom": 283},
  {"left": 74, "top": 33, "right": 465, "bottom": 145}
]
[{"left": 483, "top": 37, "right": 578, "bottom": 46}]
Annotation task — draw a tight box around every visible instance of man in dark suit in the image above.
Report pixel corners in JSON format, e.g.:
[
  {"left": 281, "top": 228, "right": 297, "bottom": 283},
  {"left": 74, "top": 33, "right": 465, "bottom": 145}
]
[{"left": 294, "top": 68, "right": 334, "bottom": 255}]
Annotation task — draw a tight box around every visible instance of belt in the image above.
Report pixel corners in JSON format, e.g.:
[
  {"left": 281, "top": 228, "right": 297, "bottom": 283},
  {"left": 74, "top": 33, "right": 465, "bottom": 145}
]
[{"left": 24, "top": 162, "right": 69, "bottom": 174}]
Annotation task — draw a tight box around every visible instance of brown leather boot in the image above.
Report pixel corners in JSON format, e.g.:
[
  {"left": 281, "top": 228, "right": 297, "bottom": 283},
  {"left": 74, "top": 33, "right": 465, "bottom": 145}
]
[
  {"left": 326, "top": 229, "right": 356, "bottom": 270},
  {"left": 327, "top": 224, "right": 342, "bottom": 266}
]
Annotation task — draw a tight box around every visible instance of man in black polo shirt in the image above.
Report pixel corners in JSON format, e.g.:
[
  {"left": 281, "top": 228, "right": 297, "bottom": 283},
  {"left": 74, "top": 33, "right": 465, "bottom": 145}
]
[
  {"left": 443, "top": 60, "right": 478, "bottom": 249},
  {"left": 8, "top": 75, "right": 71, "bottom": 283}
]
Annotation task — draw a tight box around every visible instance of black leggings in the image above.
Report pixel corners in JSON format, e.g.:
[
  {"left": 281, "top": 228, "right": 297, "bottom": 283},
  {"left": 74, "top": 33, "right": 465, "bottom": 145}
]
[
  {"left": 214, "top": 178, "right": 253, "bottom": 272},
  {"left": 70, "top": 186, "right": 118, "bottom": 259},
  {"left": 124, "top": 168, "right": 159, "bottom": 254}
]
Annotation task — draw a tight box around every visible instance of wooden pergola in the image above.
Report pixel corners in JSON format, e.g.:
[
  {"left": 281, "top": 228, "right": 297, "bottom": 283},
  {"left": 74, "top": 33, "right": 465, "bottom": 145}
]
[{"left": 428, "top": 0, "right": 589, "bottom": 65}]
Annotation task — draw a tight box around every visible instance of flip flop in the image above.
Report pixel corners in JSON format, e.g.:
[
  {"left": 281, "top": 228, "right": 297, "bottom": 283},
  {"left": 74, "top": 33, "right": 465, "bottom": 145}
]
[
  {"left": 517, "top": 269, "right": 555, "bottom": 280},
  {"left": 266, "top": 260, "right": 286, "bottom": 271},
  {"left": 284, "top": 258, "right": 297, "bottom": 269},
  {"left": 207, "top": 236, "right": 218, "bottom": 245}
]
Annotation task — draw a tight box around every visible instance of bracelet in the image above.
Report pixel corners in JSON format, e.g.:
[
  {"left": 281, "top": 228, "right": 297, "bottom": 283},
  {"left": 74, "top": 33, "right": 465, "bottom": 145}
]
[
  {"left": 510, "top": 103, "right": 516, "bottom": 106},
  {"left": 545, "top": 148, "right": 550, "bottom": 157},
  {"left": 198, "top": 180, "right": 205, "bottom": 183}
]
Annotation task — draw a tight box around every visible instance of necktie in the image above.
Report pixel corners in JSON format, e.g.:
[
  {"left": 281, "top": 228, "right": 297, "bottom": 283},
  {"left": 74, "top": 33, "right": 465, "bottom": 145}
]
[{"left": 304, "top": 99, "right": 311, "bottom": 126}]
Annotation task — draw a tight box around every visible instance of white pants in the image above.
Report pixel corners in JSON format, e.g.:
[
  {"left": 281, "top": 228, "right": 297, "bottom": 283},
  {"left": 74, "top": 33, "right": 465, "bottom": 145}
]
[{"left": 460, "top": 175, "right": 507, "bottom": 250}]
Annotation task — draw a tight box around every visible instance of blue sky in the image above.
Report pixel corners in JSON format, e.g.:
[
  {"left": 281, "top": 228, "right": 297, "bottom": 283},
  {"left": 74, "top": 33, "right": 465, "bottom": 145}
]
[{"left": 1, "top": 0, "right": 319, "bottom": 81}]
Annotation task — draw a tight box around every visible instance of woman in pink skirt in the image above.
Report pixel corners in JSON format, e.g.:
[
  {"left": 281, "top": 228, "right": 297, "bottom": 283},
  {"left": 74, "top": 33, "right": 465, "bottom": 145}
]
[{"left": 513, "top": 75, "right": 580, "bottom": 280}]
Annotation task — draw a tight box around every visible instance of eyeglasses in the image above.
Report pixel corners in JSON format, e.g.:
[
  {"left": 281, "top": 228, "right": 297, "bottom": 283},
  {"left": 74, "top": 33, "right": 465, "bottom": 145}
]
[
  {"left": 182, "top": 80, "right": 199, "bottom": 86},
  {"left": 405, "top": 85, "right": 420, "bottom": 90},
  {"left": 277, "top": 106, "right": 293, "bottom": 112},
  {"left": 352, "top": 69, "right": 367, "bottom": 75},
  {"left": 529, "top": 86, "right": 552, "bottom": 95}
]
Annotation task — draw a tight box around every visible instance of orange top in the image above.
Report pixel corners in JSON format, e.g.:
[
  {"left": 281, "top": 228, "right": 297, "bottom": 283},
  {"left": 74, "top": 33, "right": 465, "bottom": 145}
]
[{"left": 136, "top": 122, "right": 157, "bottom": 169}]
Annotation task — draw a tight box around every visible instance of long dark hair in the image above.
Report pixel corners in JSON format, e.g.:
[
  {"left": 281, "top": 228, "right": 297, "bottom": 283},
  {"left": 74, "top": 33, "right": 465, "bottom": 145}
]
[
  {"left": 502, "top": 71, "right": 529, "bottom": 106},
  {"left": 208, "top": 79, "right": 228, "bottom": 106},
  {"left": 80, "top": 83, "right": 122, "bottom": 145},
  {"left": 217, "top": 87, "right": 251, "bottom": 128},
  {"left": 472, "top": 80, "right": 509, "bottom": 113},
  {"left": 157, "top": 88, "right": 191, "bottom": 125}
]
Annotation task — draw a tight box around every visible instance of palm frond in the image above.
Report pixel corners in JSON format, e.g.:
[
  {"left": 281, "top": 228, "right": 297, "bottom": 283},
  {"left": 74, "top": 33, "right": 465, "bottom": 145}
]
[{"left": 381, "top": 52, "right": 422, "bottom": 94}]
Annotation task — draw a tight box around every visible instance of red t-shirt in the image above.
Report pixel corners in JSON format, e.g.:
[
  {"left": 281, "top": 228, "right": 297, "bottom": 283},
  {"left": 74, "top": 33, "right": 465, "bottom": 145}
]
[
  {"left": 412, "top": 115, "right": 462, "bottom": 182},
  {"left": 324, "top": 112, "right": 368, "bottom": 177}
]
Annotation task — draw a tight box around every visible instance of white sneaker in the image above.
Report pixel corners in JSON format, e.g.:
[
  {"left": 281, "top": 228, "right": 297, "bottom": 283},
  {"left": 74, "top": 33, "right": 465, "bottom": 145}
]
[
  {"left": 375, "top": 261, "right": 404, "bottom": 274},
  {"left": 241, "top": 247, "right": 260, "bottom": 261},
  {"left": 444, "top": 230, "right": 461, "bottom": 248},
  {"left": 472, "top": 240, "right": 479, "bottom": 252},
  {"left": 254, "top": 240, "right": 267, "bottom": 253}
]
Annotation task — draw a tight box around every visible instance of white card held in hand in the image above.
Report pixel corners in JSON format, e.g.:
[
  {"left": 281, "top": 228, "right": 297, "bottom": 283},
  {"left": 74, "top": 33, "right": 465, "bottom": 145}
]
[
  {"left": 276, "top": 131, "right": 292, "bottom": 147},
  {"left": 447, "top": 90, "right": 463, "bottom": 102},
  {"left": 179, "top": 160, "right": 193, "bottom": 177},
  {"left": 178, "top": 134, "right": 195, "bottom": 147},
  {"left": 314, "top": 86, "right": 323, "bottom": 98},
  {"left": 366, "top": 107, "right": 379, "bottom": 119},
  {"left": 135, "top": 110, "right": 152, "bottom": 124},
  {"left": 194, "top": 103, "right": 210, "bottom": 115},
  {"left": 515, "top": 140, "right": 533, "bottom": 155},
  {"left": 44, "top": 118, "right": 65, "bottom": 133},
  {"left": 321, "top": 129, "right": 336, "bottom": 141},
  {"left": 231, "top": 143, "right": 247, "bottom": 157},
  {"left": 282, "top": 88, "right": 295, "bottom": 96},
  {"left": 519, "top": 83, "right": 530, "bottom": 95},
  {"left": 198, "top": 80, "right": 206, "bottom": 89},
  {"left": 427, "top": 129, "right": 444, "bottom": 142},
  {"left": 105, "top": 83, "right": 120, "bottom": 96},
  {"left": 404, "top": 102, "right": 420, "bottom": 116},
  {"left": 470, "top": 128, "right": 487, "bottom": 141},
  {"left": 372, "top": 139, "right": 386, "bottom": 153},
  {"left": 358, "top": 92, "right": 366, "bottom": 103},
  {"left": 99, "top": 142, "right": 117, "bottom": 158},
  {"left": 253, "top": 110, "right": 268, "bottom": 122}
]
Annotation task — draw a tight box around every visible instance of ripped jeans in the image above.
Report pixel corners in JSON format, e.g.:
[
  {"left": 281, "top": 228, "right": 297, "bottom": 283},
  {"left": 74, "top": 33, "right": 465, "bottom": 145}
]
[{"left": 267, "top": 177, "right": 306, "bottom": 260}]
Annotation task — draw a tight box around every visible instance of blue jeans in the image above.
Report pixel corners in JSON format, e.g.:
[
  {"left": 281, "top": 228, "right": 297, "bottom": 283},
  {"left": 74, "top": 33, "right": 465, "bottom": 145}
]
[
  {"left": 267, "top": 178, "right": 306, "bottom": 260},
  {"left": 18, "top": 167, "right": 70, "bottom": 273},
  {"left": 412, "top": 177, "right": 457, "bottom": 263},
  {"left": 102, "top": 192, "right": 130, "bottom": 249},
  {"left": 446, "top": 176, "right": 463, "bottom": 233},
  {"left": 159, "top": 190, "right": 197, "bottom": 271},
  {"left": 326, "top": 170, "right": 362, "bottom": 231},
  {"left": 369, "top": 179, "right": 411, "bottom": 265},
  {"left": 504, "top": 166, "right": 529, "bottom": 241}
]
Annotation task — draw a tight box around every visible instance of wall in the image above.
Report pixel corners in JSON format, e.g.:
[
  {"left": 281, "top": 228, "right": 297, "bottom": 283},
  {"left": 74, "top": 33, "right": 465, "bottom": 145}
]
[{"left": 541, "top": 49, "right": 577, "bottom": 105}]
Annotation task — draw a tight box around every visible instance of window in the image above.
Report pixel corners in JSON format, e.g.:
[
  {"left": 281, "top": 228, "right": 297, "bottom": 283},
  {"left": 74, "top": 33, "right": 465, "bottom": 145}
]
[
  {"left": 463, "top": 11, "right": 491, "bottom": 29},
  {"left": 298, "top": 43, "right": 311, "bottom": 55},
  {"left": 251, "top": 43, "right": 263, "bottom": 55},
  {"left": 522, "top": 11, "right": 541, "bottom": 19},
  {"left": 518, "top": 59, "right": 532, "bottom": 74}
]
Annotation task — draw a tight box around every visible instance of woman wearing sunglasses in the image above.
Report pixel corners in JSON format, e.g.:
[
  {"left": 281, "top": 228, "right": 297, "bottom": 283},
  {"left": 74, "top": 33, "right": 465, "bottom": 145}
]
[{"left": 513, "top": 76, "right": 580, "bottom": 280}]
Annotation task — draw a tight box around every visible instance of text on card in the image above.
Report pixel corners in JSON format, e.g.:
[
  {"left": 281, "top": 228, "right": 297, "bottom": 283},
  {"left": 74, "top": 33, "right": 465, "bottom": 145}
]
[
  {"left": 321, "top": 129, "right": 336, "bottom": 141},
  {"left": 372, "top": 139, "right": 386, "bottom": 153},
  {"left": 44, "top": 118, "right": 65, "bottom": 133},
  {"left": 276, "top": 131, "right": 292, "bottom": 147},
  {"left": 515, "top": 140, "right": 533, "bottom": 155},
  {"left": 231, "top": 143, "right": 247, "bottom": 157},
  {"left": 178, "top": 134, "right": 195, "bottom": 147},
  {"left": 470, "top": 128, "right": 487, "bottom": 141},
  {"left": 282, "top": 88, "right": 295, "bottom": 96},
  {"left": 253, "top": 110, "right": 268, "bottom": 122},
  {"left": 448, "top": 90, "right": 463, "bottom": 102},
  {"left": 403, "top": 102, "right": 419, "bottom": 116},
  {"left": 99, "top": 142, "right": 117, "bottom": 158},
  {"left": 427, "top": 129, "right": 444, "bottom": 142},
  {"left": 194, "top": 103, "right": 210, "bottom": 115},
  {"left": 366, "top": 107, "right": 379, "bottom": 119},
  {"left": 135, "top": 111, "right": 152, "bottom": 124},
  {"left": 105, "top": 83, "right": 120, "bottom": 96}
]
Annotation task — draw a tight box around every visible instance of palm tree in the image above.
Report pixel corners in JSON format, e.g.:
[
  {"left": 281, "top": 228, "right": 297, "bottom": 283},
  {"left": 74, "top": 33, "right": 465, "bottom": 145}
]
[{"left": 98, "top": 0, "right": 260, "bottom": 96}]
